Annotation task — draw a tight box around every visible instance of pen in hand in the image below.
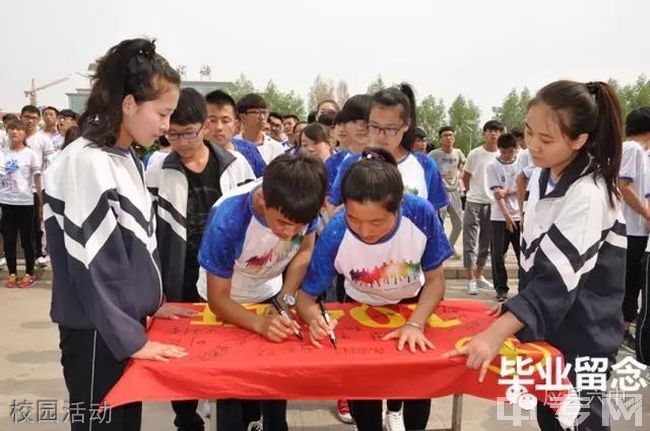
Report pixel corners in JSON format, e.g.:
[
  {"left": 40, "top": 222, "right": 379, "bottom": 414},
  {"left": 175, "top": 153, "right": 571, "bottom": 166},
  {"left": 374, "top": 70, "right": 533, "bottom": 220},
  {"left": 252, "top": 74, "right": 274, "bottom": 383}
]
[
  {"left": 318, "top": 299, "right": 337, "bottom": 349},
  {"left": 270, "top": 296, "right": 303, "bottom": 341}
]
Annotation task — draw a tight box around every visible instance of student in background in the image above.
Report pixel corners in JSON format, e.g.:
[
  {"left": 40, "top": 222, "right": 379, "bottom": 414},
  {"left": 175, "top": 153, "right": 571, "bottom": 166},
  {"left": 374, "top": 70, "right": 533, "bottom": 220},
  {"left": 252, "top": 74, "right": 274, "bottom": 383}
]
[
  {"left": 0, "top": 120, "right": 39, "bottom": 288},
  {"left": 486, "top": 133, "right": 521, "bottom": 302},
  {"left": 235, "top": 94, "right": 285, "bottom": 164},
  {"left": 619, "top": 107, "right": 650, "bottom": 353},
  {"left": 330, "top": 85, "right": 448, "bottom": 213},
  {"left": 447, "top": 80, "right": 626, "bottom": 431},
  {"left": 297, "top": 149, "right": 451, "bottom": 431},
  {"left": 300, "top": 123, "right": 332, "bottom": 163},
  {"left": 462, "top": 120, "right": 503, "bottom": 295},
  {"left": 429, "top": 126, "right": 465, "bottom": 258}
]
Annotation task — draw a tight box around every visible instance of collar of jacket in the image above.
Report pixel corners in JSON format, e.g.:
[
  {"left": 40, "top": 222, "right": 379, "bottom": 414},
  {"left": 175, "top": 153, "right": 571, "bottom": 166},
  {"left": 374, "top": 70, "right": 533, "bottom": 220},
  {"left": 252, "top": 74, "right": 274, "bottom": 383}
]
[
  {"left": 161, "top": 140, "right": 236, "bottom": 176},
  {"left": 538, "top": 150, "right": 594, "bottom": 200}
]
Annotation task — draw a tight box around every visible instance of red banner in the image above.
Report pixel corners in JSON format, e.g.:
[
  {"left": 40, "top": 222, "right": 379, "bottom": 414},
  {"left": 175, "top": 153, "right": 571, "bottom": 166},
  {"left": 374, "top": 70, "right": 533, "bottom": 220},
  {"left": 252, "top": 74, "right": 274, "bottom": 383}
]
[{"left": 105, "top": 300, "right": 567, "bottom": 409}]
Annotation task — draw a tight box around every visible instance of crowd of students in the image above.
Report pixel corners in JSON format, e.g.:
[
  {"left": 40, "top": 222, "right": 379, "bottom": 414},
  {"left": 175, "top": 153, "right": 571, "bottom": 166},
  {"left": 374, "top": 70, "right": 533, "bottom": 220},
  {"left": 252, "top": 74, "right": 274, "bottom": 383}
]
[{"left": 2, "top": 37, "right": 649, "bottom": 431}]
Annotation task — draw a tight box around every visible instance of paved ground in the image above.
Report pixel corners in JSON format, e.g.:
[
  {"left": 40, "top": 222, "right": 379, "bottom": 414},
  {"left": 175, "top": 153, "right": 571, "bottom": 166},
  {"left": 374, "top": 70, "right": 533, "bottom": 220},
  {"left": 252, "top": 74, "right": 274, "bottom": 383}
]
[{"left": 1, "top": 275, "right": 648, "bottom": 430}]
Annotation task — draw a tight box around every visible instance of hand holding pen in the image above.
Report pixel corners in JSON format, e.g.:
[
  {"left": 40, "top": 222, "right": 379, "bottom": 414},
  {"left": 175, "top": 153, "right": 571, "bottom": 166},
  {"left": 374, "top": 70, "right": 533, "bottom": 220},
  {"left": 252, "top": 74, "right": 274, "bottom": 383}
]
[
  {"left": 269, "top": 296, "right": 303, "bottom": 341},
  {"left": 308, "top": 299, "right": 338, "bottom": 349}
]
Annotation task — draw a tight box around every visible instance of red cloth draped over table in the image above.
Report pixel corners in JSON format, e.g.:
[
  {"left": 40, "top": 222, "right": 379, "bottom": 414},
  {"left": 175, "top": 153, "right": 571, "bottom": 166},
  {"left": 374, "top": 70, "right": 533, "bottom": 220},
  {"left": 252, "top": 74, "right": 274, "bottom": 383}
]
[{"left": 104, "top": 300, "right": 569, "bottom": 409}]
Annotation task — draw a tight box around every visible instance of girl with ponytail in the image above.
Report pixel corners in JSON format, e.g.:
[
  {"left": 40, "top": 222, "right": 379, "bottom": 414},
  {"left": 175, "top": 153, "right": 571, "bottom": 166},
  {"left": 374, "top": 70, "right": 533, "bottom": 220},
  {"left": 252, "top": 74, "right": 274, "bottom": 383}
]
[
  {"left": 328, "top": 84, "right": 448, "bottom": 212},
  {"left": 45, "top": 39, "right": 189, "bottom": 431},
  {"left": 445, "top": 80, "right": 626, "bottom": 431}
]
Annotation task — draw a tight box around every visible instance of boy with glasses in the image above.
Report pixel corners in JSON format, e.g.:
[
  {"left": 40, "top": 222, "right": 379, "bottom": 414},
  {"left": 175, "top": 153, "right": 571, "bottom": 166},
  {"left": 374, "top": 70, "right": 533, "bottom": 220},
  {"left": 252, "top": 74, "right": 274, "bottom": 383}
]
[{"left": 235, "top": 94, "right": 285, "bottom": 164}]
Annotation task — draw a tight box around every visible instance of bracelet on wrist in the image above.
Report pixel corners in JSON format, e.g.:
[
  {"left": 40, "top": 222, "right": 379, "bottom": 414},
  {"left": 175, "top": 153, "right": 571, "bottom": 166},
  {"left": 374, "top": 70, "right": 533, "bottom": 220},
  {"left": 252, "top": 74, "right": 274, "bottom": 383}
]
[{"left": 404, "top": 321, "right": 424, "bottom": 331}]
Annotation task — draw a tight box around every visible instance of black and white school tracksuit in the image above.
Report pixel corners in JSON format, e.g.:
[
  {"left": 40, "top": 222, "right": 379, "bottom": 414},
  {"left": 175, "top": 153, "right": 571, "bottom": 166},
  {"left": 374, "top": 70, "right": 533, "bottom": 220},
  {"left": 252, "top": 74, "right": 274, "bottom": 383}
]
[
  {"left": 44, "top": 138, "right": 163, "bottom": 430},
  {"left": 504, "top": 152, "right": 626, "bottom": 430}
]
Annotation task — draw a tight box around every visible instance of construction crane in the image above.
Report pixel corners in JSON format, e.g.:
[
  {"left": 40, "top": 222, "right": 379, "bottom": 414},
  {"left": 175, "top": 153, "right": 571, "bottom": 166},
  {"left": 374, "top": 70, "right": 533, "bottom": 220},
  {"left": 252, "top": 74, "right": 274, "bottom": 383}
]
[{"left": 24, "top": 76, "right": 70, "bottom": 106}]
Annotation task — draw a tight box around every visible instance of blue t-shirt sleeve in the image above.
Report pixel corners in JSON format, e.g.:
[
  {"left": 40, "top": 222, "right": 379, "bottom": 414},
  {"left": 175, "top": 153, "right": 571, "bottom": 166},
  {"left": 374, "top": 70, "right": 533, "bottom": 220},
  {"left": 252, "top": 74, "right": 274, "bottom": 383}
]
[
  {"left": 198, "top": 197, "right": 246, "bottom": 279},
  {"left": 403, "top": 194, "right": 453, "bottom": 271},
  {"left": 327, "top": 153, "right": 360, "bottom": 206},
  {"left": 301, "top": 213, "right": 346, "bottom": 298},
  {"left": 234, "top": 139, "right": 267, "bottom": 177},
  {"left": 325, "top": 151, "right": 346, "bottom": 192},
  {"left": 417, "top": 153, "right": 449, "bottom": 210}
]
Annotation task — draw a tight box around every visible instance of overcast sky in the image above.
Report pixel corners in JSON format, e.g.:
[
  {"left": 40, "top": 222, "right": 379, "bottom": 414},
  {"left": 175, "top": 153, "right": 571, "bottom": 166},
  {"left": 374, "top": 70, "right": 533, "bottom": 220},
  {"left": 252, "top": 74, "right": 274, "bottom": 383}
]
[{"left": 1, "top": 0, "right": 647, "bottom": 121}]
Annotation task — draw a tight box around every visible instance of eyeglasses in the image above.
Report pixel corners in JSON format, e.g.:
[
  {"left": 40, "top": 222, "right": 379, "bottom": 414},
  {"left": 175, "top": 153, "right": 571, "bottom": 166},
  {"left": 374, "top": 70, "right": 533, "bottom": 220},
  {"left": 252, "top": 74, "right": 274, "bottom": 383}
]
[
  {"left": 368, "top": 124, "right": 404, "bottom": 137},
  {"left": 165, "top": 129, "right": 201, "bottom": 141},
  {"left": 244, "top": 109, "right": 269, "bottom": 117},
  {"left": 21, "top": 115, "right": 39, "bottom": 121}
]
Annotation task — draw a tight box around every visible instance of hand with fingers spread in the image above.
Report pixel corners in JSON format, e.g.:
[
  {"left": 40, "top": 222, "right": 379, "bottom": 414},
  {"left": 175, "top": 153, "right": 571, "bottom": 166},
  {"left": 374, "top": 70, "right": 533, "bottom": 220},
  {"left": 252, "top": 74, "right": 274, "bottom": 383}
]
[
  {"left": 307, "top": 315, "right": 338, "bottom": 348},
  {"left": 442, "top": 329, "right": 504, "bottom": 382},
  {"left": 131, "top": 341, "right": 188, "bottom": 362},
  {"left": 154, "top": 303, "right": 200, "bottom": 320},
  {"left": 258, "top": 314, "right": 302, "bottom": 343},
  {"left": 382, "top": 322, "right": 434, "bottom": 353}
]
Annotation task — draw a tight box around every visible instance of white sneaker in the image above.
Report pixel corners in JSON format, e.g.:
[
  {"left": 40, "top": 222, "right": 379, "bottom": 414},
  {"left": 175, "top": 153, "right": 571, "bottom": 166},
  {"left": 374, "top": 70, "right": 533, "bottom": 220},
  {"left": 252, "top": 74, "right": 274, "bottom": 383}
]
[
  {"left": 384, "top": 410, "right": 405, "bottom": 431},
  {"left": 467, "top": 280, "right": 478, "bottom": 295},
  {"left": 36, "top": 256, "right": 48, "bottom": 267},
  {"left": 0, "top": 257, "right": 6, "bottom": 270},
  {"left": 477, "top": 276, "right": 494, "bottom": 290},
  {"left": 247, "top": 420, "right": 263, "bottom": 431}
]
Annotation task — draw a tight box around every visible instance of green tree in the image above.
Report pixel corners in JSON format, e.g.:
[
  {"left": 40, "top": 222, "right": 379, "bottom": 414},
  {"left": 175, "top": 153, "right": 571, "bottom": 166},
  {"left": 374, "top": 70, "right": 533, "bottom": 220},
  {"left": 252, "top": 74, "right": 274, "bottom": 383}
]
[
  {"left": 230, "top": 73, "right": 256, "bottom": 102},
  {"left": 609, "top": 75, "right": 650, "bottom": 119},
  {"left": 262, "top": 80, "right": 306, "bottom": 119},
  {"left": 448, "top": 95, "right": 481, "bottom": 155},
  {"left": 366, "top": 74, "right": 386, "bottom": 95},
  {"left": 416, "top": 95, "right": 446, "bottom": 144},
  {"left": 496, "top": 88, "right": 530, "bottom": 131},
  {"left": 308, "top": 75, "right": 336, "bottom": 111}
]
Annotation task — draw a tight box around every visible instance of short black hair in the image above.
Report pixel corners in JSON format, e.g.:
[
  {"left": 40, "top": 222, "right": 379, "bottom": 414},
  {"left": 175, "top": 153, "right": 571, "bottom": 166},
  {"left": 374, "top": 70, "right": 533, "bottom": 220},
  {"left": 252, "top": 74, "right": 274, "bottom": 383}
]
[
  {"left": 301, "top": 123, "right": 329, "bottom": 143},
  {"left": 205, "top": 89, "right": 236, "bottom": 112},
  {"left": 283, "top": 114, "right": 300, "bottom": 123},
  {"left": 415, "top": 126, "right": 426, "bottom": 139},
  {"left": 625, "top": 107, "right": 650, "bottom": 136},
  {"left": 339, "top": 94, "right": 370, "bottom": 123},
  {"left": 342, "top": 147, "right": 403, "bottom": 213},
  {"left": 317, "top": 111, "right": 336, "bottom": 127},
  {"left": 170, "top": 87, "right": 207, "bottom": 126},
  {"left": 268, "top": 112, "right": 283, "bottom": 122},
  {"left": 307, "top": 110, "right": 317, "bottom": 123},
  {"left": 510, "top": 126, "right": 524, "bottom": 140},
  {"left": 262, "top": 154, "right": 327, "bottom": 224},
  {"left": 236, "top": 93, "right": 267, "bottom": 114},
  {"left": 483, "top": 119, "right": 504, "bottom": 132},
  {"left": 438, "top": 126, "right": 454, "bottom": 137},
  {"left": 42, "top": 106, "right": 59, "bottom": 115},
  {"left": 497, "top": 133, "right": 518, "bottom": 149},
  {"left": 21, "top": 105, "right": 40, "bottom": 116},
  {"left": 2, "top": 113, "right": 19, "bottom": 123},
  {"left": 58, "top": 109, "right": 79, "bottom": 120}
]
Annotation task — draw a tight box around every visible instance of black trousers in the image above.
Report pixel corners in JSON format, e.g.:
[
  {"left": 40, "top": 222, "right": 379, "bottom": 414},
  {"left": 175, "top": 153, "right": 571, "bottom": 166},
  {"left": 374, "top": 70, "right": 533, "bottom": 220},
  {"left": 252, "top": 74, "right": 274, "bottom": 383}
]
[
  {"left": 1, "top": 204, "right": 35, "bottom": 275},
  {"left": 490, "top": 221, "right": 521, "bottom": 294},
  {"left": 59, "top": 326, "right": 142, "bottom": 431},
  {"left": 348, "top": 399, "right": 430, "bottom": 431},
  {"left": 637, "top": 253, "right": 650, "bottom": 365},
  {"left": 623, "top": 236, "right": 648, "bottom": 323},
  {"left": 216, "top": 399, "right": 287, "bottom": 431},
  {"left": 170, "top": 274, "right": 205, "bottom": 431},
  {"left": 32, "top": 192, "right": 45, "bottom": 257}
]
